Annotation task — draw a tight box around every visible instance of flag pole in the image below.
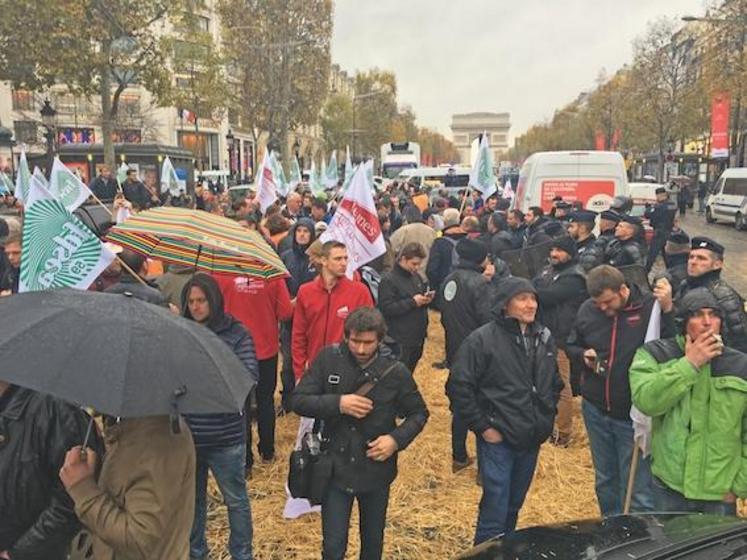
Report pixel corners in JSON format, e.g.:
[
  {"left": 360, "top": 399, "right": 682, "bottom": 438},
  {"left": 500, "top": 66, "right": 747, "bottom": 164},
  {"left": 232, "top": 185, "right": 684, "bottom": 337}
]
[
  {"left": 623, "top": 442, "right": 640, "bottom": 514},
  {"left": 115, "top": 255, "right": 151, "bottom": 289},
  {"left": 459, "top": 185, "right": 473, "bottom": 216},
  {"left": 89, "top": 191, "right": 114, "bottom": 218}
]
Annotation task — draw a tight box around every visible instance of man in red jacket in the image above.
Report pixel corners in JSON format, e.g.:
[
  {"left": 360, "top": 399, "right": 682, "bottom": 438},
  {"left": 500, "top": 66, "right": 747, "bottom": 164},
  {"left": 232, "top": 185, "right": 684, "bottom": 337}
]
[
  {"left": 292, "top": 240, "right": 374, "bottom": 380},
  {"left": 214, "top": 274, "right": 293, "bottom": 467}
]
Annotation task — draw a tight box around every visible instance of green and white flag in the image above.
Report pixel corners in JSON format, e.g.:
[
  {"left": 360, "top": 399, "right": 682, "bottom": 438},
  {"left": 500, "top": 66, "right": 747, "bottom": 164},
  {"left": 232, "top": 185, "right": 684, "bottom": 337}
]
[
  {"left": 324, "top": 150, "right": 339, "bottom": 188},
  {"left": 364, "top": 159, "right": 376, "bottom": 191},
  {"left": 309, "top": 160, "right": 325, "bottom": 196},
  {"left": 0, "top": 171, "right": 13, "bottom": 195},
  {"left": 48, "top": 157, "right": 94, "bottom": 211},
  {"left": 271, "top": 152, "right": 290, "bottom": 198},
  {"left": 469, "top": 132, "right": 497, "bottom": 199},
  {"left": 19, "top": 179, "right": 116, "bottom": 293},
  {"left": 339, "top": 146, "right": 354, "bottom": 194},
  {"left": 160, "top": 156, "right": 181, "bottom": 195},
  {"left": 14, "top": 150, "right": 31, "bottom": 203},
  {"left": 289, "top": 155, "right": 302, "bottom": 191},
  {"left": 32, "top": 166, "right": 48, "bottom": 187},
  {"left": 116, "top": 162, "right": 129, "bottom": 188}
]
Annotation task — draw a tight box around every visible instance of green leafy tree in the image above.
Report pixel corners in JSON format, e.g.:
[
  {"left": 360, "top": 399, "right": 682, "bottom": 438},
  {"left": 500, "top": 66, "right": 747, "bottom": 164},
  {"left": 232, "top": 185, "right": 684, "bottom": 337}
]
[
  {"left": 353, "top": 69, "right": 398, "bottom": 159},
  {"left": 320, "top": 93, "right": 353, "bottom": 155}
]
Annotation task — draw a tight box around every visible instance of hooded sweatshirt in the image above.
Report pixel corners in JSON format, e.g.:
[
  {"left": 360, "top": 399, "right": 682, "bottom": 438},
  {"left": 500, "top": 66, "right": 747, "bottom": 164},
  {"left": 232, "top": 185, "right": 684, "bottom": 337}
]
[
  {"left": 181, "top": 273, "right": 258, "bottom": 448},
  {"left": 280, "top": 218, "right": 318, "bottom": 297}
]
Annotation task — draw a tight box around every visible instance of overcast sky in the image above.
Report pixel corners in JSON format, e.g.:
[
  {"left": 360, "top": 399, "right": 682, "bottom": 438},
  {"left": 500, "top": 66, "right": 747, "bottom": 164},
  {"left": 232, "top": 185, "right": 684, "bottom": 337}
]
[{"left": 331, "top": 0, "right": 706, "bottom": 144}]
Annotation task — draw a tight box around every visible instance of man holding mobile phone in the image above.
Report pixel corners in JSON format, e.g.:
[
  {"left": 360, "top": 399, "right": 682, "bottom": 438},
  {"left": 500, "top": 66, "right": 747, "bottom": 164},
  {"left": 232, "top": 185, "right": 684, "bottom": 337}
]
[{"left": 378, "top": 242, "right": 431, "bottom": 373}]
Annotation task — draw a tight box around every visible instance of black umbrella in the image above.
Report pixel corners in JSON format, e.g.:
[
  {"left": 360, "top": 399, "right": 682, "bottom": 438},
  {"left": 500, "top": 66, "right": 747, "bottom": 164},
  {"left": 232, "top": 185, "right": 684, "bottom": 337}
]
[{"left": 0, "top": 289, "right": 255, "bottom": 418}]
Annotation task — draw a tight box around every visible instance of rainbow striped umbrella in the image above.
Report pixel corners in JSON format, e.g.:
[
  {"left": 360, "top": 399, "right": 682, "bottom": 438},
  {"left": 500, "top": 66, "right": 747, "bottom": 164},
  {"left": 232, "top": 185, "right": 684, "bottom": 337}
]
[{"left": 106, "top": 207, "right": 288, "bottom": 279}]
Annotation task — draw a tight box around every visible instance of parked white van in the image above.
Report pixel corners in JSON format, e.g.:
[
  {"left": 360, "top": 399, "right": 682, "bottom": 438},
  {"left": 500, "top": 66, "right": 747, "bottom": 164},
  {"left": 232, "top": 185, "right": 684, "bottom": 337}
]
[
  {"left": 705, "top": 167, "right": 747, "bottom": 230},
  {"left": 515, "top": 151, "right": 628, "bottom": 213}
]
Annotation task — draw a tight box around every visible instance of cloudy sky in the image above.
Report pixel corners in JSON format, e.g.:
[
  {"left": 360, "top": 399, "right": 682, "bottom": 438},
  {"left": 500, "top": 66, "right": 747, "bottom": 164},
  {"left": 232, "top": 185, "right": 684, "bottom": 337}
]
[{"left": 331, "top": 0, "right": 706, "bottom": 144}]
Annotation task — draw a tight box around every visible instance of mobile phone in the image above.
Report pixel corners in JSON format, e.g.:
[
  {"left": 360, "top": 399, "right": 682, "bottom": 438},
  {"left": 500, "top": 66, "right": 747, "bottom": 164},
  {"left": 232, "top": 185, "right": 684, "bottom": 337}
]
[{"left": 425, "top": 290, "right": 435, "bottom": 298}]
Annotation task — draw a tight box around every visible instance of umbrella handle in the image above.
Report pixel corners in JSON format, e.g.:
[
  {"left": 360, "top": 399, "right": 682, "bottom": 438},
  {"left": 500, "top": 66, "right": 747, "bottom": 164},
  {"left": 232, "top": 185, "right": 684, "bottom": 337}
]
[
  {"left": 79, "top": 416, "right": 95, "bottom": 461},
  {"left": 170, "top": 385, "right": 187, "bottom": 435}
]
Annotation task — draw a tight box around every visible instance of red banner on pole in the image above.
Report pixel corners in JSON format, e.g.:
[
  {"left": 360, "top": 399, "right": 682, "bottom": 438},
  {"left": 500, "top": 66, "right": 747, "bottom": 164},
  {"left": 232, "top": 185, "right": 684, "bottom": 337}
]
[
  {"left": 594, "top": 131, "right": 606, "bottom": 151},
  {"left": 711, "top": 93, "right": 730, "bottom": 159}
]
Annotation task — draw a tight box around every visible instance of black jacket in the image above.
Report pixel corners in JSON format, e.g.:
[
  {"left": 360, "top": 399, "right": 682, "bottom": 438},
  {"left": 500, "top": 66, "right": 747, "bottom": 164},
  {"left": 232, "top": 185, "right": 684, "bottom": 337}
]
[
  {"left": 0, "top": 265, "right": 19, "bottom": 294},
  {"left": 291, "top": 345, "right": 428, "bottom": 493},
  {"left": 675, "top": 270, "right": 747, "bottom": 353},
  {"left": 605, "top": 238, "right": 645, "bottom": 268},
  {"left": 439, "top": 262, "right": 493, "bottom": 363},
  {"left": 490, "top": 230, "right": 514, "bottom": 259},
  {"left": 104, "top": 274, "right": 167, "bottom": 307},
  {"left": 580, "top": 230, "right": 613, "bottom": 271},
  {"left": 426, "top": 225, "right": 465, "bottom": 292},
  {"left": 89, "top": 176, "right": 118, "bottom": 202},
  {"left": 532, "top": 260, "right": 587, "bottom": 349},
  {"left": 509, "top": 224, "right": 527, "bottom": 249},
  {"left": 664, "top": 253, "right": 688, "bottom": 289},
  {"left": 524, "top": 218, "right": 552, "bottom": 247},
  {"left": 644, "top": 200, "right": 676, "bottom": 232},
  {"left": 0, "top": 387, "right": 104, "bottom": 559},
  {"left": 280, "top": 218, "right": 317, "bottom": 297},
  {"left": 378, "top": 263, "right": 428, "bottom": 347},
  {"left": 447, "top": 279, "right": 563, "bottom": 450},
  {"left": 122, "top": 179, "right": 152, "bottom": 210},
  {"left": 566, "top": 285, "right": 676, "bottom": 419}
]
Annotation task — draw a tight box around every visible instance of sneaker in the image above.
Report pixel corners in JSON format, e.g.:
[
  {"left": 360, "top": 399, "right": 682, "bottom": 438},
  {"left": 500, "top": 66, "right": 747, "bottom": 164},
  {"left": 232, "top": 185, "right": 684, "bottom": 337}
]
[{"left": 452, "top": 456, "right": 474, "bottom": 473}]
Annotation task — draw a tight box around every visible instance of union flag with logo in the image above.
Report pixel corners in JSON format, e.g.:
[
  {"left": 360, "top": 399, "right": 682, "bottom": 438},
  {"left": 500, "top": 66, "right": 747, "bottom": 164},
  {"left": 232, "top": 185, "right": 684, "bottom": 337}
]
[{"left": 320, "top": 164, "right": 385, "bottom": 278}]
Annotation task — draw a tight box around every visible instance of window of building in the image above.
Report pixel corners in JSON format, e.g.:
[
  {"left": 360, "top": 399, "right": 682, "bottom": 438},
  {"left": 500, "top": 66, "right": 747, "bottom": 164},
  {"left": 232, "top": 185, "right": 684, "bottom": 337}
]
[
  {"left": 11, "top": 89, "right": 34, "bottom": 111},
  {"left": 14, "top": 120, "right": 37, "bottom": 144},
  {"left": 196, "top": 16, "right": 210, "bottom": 32}
]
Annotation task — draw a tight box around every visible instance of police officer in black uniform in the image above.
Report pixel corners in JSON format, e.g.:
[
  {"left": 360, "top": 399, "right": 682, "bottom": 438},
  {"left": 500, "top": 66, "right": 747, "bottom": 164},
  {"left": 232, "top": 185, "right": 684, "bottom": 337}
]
[{"left": 644, "top": 187, "right": 676, "bottom": 271}]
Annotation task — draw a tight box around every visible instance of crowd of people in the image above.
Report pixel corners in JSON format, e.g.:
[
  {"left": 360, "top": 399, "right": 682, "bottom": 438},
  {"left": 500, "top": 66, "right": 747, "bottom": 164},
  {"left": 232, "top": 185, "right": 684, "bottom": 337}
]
[{"left": 1, "top": 169, "right": 745, "bottom": 560}]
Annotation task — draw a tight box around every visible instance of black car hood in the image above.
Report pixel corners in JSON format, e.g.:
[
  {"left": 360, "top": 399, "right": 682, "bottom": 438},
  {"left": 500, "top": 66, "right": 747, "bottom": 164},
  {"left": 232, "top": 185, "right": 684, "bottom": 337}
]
[{"left": 455, "top": 514, "right": 747, "bottom": 560}]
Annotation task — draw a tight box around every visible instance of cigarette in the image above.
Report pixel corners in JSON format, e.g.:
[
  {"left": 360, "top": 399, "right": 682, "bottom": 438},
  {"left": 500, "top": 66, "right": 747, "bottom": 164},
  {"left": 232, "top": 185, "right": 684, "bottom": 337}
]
[{"left": 713, "top": 334, "right": 723, "bottom": 345}]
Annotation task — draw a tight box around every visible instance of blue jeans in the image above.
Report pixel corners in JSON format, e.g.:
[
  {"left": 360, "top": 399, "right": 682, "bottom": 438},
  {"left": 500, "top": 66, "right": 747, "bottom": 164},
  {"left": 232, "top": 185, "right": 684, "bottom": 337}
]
[
  {"left": 652, "top": 476, "right": 737, "bottom": 515},
  {"left": 190, "top": 443, "right": 253, "bottom": 560},
  {"left": 474, "top": 438, "right": 539, "bottom": 545},
  {"left": 582, "top": 400, "right": 654, "bottom": 517},
  {"left": 321, "top": 483, "right": 390, "bottom": 560}
]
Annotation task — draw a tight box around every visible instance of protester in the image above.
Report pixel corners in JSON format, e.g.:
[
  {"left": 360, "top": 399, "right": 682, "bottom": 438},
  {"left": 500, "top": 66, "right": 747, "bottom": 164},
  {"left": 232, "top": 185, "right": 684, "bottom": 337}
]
[
  {"left": 310, "top": 198, "right": 331, "bottom": 224},
  {"left": 532, "top": 236, "right": 588, "bottom": 447},
  {"left": 0, "top": 381, "right": 104, "bottom": 559},
  {"left": 440, "top": 238, "right": 495, "bottom": 472},
  {"left": 279, "top": 218, "right": 318, "bottom": 411},
  {"left": 181, "top": 273, "right": 257, "bottom": 560},
  {"left": 292, "top": 307, "right": 429, "bottom": 560},
  {"left": 378, "top": 242, "right": 431, "bottom": 373},
  {"left": 448, "top": 277, "right": 563, "bottom": 545},
  {"left": 90, "top": 166, "right": 119, "bottom": 201},
  {"left": 291, "top": 240, "right": 373, "bottom": 380},
  {"left": 389, "top": 206, "right": 436, "bottom": 279},
  {"left": 61, "top": 414, "right": 196, "bottom": 559},
  {"left": 122, "top": 168, "right": 153, "bottom": 210},
  {"left": 630, "top": 288, "right": 746, "bottom": 515},
  {"left": 487, "top": 212, "right": 514, "bottom": 259},
  {"left": 0, "top": 232, "right": 21, "bottom": 295},
  {"left": 282, "top": 192, "right": 303, "bottom": 222},
  {"left": 523, "top": 206, "right": 551, "bottom": 247},
  {"left": 506, "top": 209, "right": 526, "bottom": 249},
  {"left": 566, "top": 265, "right": 675, "bottom": 516},
  {"left": 368, "top": 213, "right": 395, "bottom": 275},
  {"left": 644, "top": 186, "right": 677, "bottom": 271},
  {"left": 674, "top": 236, "right": 747, "bottom": 353},
  {"left": 214, "top": 273, "right": 293, "bottom": 467},
  {"left": 425, "top": 208, "right": 465, "bottom": 298},
  {"left": 104, "top": 248, "right": 168, "bottom": 306},
  {"left": 605, "top": 215, "right": 645, "bottom": 268}
]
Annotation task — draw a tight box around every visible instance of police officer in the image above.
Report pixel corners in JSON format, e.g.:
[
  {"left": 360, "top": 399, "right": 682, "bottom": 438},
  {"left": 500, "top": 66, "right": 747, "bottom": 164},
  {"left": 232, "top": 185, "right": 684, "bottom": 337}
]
[
  {"left": 605, "top": 215, "right": 645, "bottom": 268},
  {"left": 567, "top": 210, "right": 597, "bottom": 271},
  {"left": 644, "top": 187, "right": 676, "bottom": 271}
]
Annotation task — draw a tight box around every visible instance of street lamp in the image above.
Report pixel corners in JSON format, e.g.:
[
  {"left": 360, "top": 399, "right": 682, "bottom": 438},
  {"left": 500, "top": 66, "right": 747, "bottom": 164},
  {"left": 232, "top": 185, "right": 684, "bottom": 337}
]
[
  {"left": 40, "top": 99, "right": 57, "bottom": 173},
  {"left": 351, "top": 89, "right": 387, "bottom": 160},
  {"left": 226, "top": 129, "right": 235, "bottom": 179}
]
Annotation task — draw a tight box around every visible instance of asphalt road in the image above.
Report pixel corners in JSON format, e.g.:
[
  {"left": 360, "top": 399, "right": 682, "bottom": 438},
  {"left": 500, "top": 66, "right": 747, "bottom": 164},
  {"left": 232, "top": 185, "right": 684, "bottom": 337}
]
[{"left": 677, "top": 210, "right": 747, "bottom": 296}]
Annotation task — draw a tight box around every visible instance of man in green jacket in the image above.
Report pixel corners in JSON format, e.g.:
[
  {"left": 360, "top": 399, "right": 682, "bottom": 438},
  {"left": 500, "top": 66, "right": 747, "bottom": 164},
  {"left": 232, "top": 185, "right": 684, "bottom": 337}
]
[{"left": 630, "top": 288, "right": 746, "bottom": 515}]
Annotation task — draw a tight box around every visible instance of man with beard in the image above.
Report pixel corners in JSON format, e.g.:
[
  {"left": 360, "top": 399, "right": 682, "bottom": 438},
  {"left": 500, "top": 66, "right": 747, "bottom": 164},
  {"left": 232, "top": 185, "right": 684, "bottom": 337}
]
[
  {"left": 605, "top": 215, "right": 645, "bottom": 268},
  {"left": 566, "top": 210, "right": 597, "bottom": 271}
]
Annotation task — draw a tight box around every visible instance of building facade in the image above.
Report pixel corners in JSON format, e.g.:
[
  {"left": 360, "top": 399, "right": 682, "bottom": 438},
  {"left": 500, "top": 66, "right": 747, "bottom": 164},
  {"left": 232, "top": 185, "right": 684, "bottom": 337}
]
[{"left": 450, "top": 112, "right": 511, "bottom": 165}]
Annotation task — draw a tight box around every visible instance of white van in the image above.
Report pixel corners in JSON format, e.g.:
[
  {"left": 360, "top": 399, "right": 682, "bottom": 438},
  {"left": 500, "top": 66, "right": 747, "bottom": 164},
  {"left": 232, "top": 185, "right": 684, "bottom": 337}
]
[
  {"left": 627, "top": 182, "right": 670, "bottom": 216},
  {"left": 515, "top": 151, "right": 628, "bottom": 213},
  {"left": 705, "top": 167, "right": 747, "bottom": 230}
]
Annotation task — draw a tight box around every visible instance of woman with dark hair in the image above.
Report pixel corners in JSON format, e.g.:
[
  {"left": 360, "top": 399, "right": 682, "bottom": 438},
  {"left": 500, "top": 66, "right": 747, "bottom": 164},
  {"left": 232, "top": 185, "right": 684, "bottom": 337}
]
[{"left": 181, "top": 273, "right": 258, "bottom": 560}]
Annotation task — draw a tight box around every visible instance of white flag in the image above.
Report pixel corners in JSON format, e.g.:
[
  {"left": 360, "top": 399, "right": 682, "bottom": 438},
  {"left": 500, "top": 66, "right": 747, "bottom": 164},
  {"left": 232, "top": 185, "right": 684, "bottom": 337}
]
[
  {"left": 469, "top": 132, "right": 497, "bottom": 199},
  {"left": 631, "top": 300, "right": 661, "bottom": 457},
  {"left": 0, "top": 171, "right": 12, "bottom": 195},
  {"left": 289, "top": 155, "right": 302, "bottom": 191},
  {"left": 160, "top": 156, "right": 181, "bottom": 195},
  {"left": 271, "top": 152, "right": 290, "bottom": 198},
  {"left": 256, "top": 150, "right": 278, "bottom": 213},
  {"left": 48, "top": 157, "right": 94, "bottom": 211},
  {"left": 320, "top": 165, "right": 385, "bottom": 278},
  {"left": 19, "top": 179, "right": 115, "bottom": 292},
  {"left": 14, "top": 150, "right": 31, "bottom": 203},
  {"left": 309, "top": 160, "right": 325, "bottom": 196},
  {"left": 503, "top": 177, "right": 514, "bottom": 200},
  {"left": 324, "top": 150, "right": 339, "bottom": 188}
]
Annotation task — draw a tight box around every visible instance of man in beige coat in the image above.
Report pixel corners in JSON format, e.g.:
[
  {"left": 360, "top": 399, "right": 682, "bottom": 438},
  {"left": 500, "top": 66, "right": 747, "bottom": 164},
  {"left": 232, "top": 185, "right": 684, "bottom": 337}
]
[
  {"left": 389, "top": 206, "right": 437, "bottom": 280},
  {"left": 60, "top": 416, "right": 196, "bottom": 560}
]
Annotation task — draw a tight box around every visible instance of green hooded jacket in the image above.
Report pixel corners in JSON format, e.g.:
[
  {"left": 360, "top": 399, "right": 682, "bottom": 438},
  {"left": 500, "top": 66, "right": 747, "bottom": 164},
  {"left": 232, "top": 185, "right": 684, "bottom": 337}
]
[{"left": 630, "top": 336, "right": 747, "bottom": 501}]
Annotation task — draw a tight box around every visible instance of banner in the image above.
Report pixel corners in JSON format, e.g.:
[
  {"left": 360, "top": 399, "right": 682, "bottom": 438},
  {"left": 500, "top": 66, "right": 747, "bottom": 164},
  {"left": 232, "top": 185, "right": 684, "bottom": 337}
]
[
  {"left": 469, "top": 132, "right": 496, "bottom": 199},
  {"left": 710, "top": 92, "right": 730, "bottom": 159},
  {"left": 48, "top": 157, "right": 94, "bottom": 211},
  {"left": 160, "top": 156, "right": 181, "bottom": 195},
  {"left": 309, "top": 160, "right": 325, "bottom": 196},
  {"left": 324, "top": 150, "right": 339, "bottom": 188},
  {"left": 0, "top": 172, "right": 12, "bottom": 195},
  {"left": 19, "top": 180, "right": 115, "bottom": 292},
  {"left": 540, "top": 179, "right": 615, "bottom": 213},
  {"left": 32, "top": 167, "right": 48, "bottom": 187},
  {"left": 14, "top": 150, "right": 31, "bottom": 203},
  {"left": 256, "top": 150, "right": 278, "bottom": 213},
  {"left": 594, "top": 131, "right": 606, "bottom": 151},
  {"left": 320, "top": 165, "right": 385, "bottom": 277}
]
